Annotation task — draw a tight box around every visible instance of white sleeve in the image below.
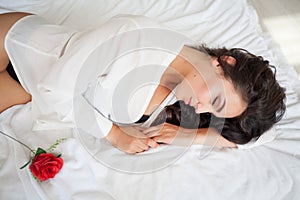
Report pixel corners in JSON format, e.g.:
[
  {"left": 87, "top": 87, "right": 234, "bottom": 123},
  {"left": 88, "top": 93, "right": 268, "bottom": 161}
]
[{"left": 236, "top": 127, "right": 277, "bottom": 149}]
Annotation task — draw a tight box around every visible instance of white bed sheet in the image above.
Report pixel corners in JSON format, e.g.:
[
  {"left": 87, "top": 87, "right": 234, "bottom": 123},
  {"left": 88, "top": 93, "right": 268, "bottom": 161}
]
[{"left": 0, "top": 0, "right": 300, "bottom": 199}]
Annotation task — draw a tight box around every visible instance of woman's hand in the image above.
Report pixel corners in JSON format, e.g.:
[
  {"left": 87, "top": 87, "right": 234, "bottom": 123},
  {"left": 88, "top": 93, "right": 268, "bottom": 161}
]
[
  {"left": 142, "top": 123, "right": 198, "bottom": 146},
  {"left": 144, "top": 123, "right": 237, "bottom": 148},
  {"left": 106, "top": 125, "right": 159, "bottom": 154}
]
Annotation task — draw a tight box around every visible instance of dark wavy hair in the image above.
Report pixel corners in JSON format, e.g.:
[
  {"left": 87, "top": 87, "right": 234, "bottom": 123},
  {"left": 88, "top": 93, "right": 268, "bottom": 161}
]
[{"left": 152, "top": 45, "right": 286, "bottom": 144}]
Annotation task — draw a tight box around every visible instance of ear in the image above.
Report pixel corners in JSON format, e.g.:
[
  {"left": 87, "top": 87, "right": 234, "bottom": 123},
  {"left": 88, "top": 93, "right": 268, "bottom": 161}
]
[
  {"left": 221, "top": 55, "right": 236, "bottom": 67},
  {"left": 212, "top": 58, "right": 221, "bottom": 68},
  {"left": 212, "top": 58, "right": 225, "bottom": 75}
]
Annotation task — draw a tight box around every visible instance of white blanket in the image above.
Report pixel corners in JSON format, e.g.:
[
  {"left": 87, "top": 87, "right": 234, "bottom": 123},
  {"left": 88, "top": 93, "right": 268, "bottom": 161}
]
[{"left": 1, "top": 0, "right": 300, "bottom": 199}]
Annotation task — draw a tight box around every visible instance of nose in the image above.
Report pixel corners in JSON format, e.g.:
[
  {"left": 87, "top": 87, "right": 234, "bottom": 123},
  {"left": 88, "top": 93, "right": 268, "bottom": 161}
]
[{"left": 195, "top": 102, "right": 212, "bottom": 114}]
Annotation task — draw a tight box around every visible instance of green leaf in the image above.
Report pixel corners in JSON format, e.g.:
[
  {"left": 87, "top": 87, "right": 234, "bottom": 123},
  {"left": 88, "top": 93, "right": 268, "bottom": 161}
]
[
  {"left": 20, "top": 160, "right": 31, "bottom": 169},
  {"left": 35, "top": 147, "right": 47, "bottom": 156},
  {"left": 46, "top": 138, "right": 66, "bottom": 152}
]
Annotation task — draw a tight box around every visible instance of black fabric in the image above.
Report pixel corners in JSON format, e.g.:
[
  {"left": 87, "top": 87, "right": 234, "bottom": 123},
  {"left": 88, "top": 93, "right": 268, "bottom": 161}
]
[
  {"left": 135, "top": 115, "right": 150, "bottom": 123},
  {"left": 6, "top": 61, "right": 20, "bottom": 83}
]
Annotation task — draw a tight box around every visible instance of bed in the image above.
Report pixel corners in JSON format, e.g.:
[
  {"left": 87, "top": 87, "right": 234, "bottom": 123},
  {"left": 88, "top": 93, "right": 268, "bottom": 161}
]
[{"left": 0, "top": 0, "right": 300, "bottom": 199}]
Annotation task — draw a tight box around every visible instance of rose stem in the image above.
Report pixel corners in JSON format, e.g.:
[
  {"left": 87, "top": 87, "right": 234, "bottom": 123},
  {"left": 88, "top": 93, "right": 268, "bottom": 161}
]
[{"left": 0, "top": 130, "right": 35, "bottom": 153}]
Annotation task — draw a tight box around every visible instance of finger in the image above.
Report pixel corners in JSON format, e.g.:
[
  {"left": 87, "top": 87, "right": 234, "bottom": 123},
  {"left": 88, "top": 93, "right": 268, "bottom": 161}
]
[
  {"left": 153, "top": 136, "right": 171, "bottom": 144},
  {"left": 145, "top": 130, "right": 161, "bottom": 138},
  {"left": 147, "top": 127, "right": 175, "bottom": 138},
  {"left": 125, "top": 150, "right": 136, "bottom": 155},
  {"left": 138, "top": 139, "right": 150, "bottom": 150},
  {"left": 142, "top": 125, "right": 163, "bottom": 135},
  {"left": 127, "top": 146, "right": 144, "bottom": 154},
  {"left": 136, "top": 146, "right": 147, "bottom": 153},
  {"left": 120, "top": 126, "right": 147, "bottom": 138},
  {"left": 152, "top": 136, "right": 163, "bottom": 143},
  {"left": 147, "top": 138, "right": 159, "bottom": 148}
]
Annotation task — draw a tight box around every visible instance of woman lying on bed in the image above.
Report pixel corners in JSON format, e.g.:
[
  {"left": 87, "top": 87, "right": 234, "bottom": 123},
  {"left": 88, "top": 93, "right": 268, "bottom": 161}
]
[{"left": 0, "top": 12, "right": 286, "bottom": 154}]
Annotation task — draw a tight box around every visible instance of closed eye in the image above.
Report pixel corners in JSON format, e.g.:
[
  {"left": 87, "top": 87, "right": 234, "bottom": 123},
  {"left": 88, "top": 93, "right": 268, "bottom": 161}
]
[
  {"left": 212, "top": 96, "right": 226, "bottom": 113},
  {"left": 216, "top": 99, "right": 226, "bottom": 113},
  {"left": 212, "top": 96, "right": 218, "bottom": 106}
]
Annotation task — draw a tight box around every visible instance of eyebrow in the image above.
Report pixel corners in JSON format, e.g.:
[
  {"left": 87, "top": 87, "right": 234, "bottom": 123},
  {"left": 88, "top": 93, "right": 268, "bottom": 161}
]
[{"left": 216, "top": 99, "right": 226, "bottom": 113}]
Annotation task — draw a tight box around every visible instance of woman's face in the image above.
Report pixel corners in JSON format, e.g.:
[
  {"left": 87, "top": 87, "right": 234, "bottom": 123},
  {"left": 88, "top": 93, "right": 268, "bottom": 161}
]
[{"left": 175, "top": 57, "right": 247, "bottom": 118}]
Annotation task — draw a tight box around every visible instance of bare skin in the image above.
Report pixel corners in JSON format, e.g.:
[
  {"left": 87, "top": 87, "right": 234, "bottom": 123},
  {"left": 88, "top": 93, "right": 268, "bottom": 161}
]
[{"left": 0, "top": 12, "right": 32, "bottom": 113}]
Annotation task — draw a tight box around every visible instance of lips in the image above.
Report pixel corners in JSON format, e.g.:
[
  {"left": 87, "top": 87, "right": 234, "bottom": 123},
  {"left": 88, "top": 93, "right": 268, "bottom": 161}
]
[{"left": 185, "top": 97, "right": 192, "bottom": 106}]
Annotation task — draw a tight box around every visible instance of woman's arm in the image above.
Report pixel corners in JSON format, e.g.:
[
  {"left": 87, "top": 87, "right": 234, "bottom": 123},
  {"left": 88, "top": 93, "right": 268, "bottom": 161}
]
[
  {"left": 194, "top": 127, "right": 237, "bottom": 148},
  {"left": 106, "top": 124, "right": 159, "bottom": 154},
  {"left": 0, "top": 12, "right": 31, "bottom": 72},
  {"left": 0, "top": 12, "right": 32, "bottom": 113},
  {"left": 143, "top": 123, "right": 237, "bottom": 148}
]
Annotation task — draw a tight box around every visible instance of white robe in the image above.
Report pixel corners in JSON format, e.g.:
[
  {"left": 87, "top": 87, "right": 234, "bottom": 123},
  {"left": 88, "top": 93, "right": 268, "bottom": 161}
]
[{"left": 5, "top": 14, "right": 193, "bottom": 136}]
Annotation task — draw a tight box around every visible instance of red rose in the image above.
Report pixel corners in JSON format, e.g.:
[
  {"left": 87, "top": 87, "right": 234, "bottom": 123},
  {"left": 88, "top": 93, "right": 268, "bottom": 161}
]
[{"left": 29, "top": 153, "right": 64, "bottom": 181}]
